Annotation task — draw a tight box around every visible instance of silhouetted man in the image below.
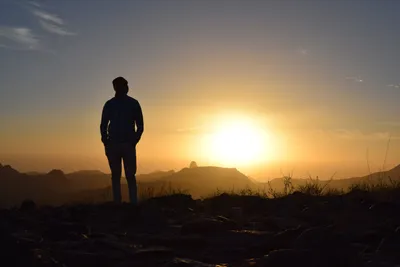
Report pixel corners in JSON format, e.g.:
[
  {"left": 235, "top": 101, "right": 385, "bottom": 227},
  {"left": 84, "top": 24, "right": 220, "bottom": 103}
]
[{"left": 100, "top": 77, "right": 144, "bottom": 204}]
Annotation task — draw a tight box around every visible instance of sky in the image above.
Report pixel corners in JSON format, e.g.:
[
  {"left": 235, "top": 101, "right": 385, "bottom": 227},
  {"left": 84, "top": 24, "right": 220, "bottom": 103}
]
[{"left": 1, "top": 0, "right": 400, "bottom": 179}]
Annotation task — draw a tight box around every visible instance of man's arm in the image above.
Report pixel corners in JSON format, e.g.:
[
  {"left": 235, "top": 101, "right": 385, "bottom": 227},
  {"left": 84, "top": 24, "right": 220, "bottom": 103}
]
[
  {"left": 135, "top": 101, "right": 144, "bottom": 144},
  {"left": 100, "top": 102, "right": 110, "bottom": 145}
]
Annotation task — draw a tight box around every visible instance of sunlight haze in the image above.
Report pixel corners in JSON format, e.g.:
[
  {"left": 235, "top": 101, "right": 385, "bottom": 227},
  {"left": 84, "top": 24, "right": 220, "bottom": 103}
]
[{"left": 1, "top": 0, "right": 400, "bottom": 180}]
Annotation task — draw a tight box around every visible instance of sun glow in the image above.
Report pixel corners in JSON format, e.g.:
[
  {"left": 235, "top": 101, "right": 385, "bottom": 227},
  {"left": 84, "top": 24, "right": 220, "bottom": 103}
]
[{"left": 204, "top": 116, "right": 274, "bottom": 167}]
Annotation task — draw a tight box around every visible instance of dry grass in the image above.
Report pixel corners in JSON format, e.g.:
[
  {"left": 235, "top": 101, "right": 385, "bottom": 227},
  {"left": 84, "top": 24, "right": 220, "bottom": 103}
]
[
  {"left": 105, "top": 137, "right": 400, "bottom": 201},
  {"left": 138, "top": 182, "right": 188, "bottom": 201},
  {"left": 94, "top": 174, "right": 400, "bottom": 204},
  {"left": 208, "top": 172, "right": 400, "bottom": 199}
]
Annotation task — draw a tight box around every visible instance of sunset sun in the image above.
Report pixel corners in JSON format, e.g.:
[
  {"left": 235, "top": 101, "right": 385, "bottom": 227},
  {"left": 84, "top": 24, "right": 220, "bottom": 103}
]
[{"left": 205, "top": 116, "right": 273, "bottom": 167}]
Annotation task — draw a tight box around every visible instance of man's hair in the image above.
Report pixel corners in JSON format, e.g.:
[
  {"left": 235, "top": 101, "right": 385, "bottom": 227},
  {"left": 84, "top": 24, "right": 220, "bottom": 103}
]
[{"left": 112, "top": 77, "right": 128, "bottom": 88}]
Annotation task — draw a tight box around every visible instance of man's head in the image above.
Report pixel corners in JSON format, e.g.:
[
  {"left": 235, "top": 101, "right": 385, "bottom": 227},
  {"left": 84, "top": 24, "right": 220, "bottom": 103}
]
[{"left": 112, "top": 76, "right": 129, "bottom": 96}]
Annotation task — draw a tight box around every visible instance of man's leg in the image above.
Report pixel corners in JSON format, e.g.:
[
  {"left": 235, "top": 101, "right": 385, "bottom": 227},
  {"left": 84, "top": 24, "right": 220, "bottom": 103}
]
[
  {"left": 106, "top": 144, "right": 122, "bottom": 203},
  {"left": 122, "top": 143, "right": 138, "bottom": 205}
]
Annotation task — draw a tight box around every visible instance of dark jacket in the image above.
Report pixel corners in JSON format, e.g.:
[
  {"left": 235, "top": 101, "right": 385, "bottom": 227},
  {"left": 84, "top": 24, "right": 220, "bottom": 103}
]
[{"left": 100, "top": 95, "right": 144, "bottom": 144}]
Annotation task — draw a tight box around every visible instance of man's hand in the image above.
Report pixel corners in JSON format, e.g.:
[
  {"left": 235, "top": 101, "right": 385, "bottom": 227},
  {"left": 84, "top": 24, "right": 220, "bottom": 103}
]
[
  {"left": 102, "top": 137, "right": 109, "bottom": 146},
  {"left": 131, "top": 137, "right": 139, "bottom": 147},
  {"left": 100, "top": 101, "right": 110, "bottom": 147}
]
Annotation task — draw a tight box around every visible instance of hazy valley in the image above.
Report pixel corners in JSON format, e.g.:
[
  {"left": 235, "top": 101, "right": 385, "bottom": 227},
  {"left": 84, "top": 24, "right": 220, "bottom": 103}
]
[{"left": 2, "top": 161, "right": 400, "bottom": 208}]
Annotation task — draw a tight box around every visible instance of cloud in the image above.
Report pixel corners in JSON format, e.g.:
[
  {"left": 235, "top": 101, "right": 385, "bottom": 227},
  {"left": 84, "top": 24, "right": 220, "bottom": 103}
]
[
  {"left": 33, "top": 9, "right": 63, "bottom": 25},
  {"left": 27, "top": 1, "right": 42, "bottom": 8},
  {"left": 300, "top": 49, "right": 308, "bottom": 56},
  {"left": 39, "top": 20, "right": 75, "bottom": 36},
  {"left": 0, "top": 27, "right": 41, "bottom": 50},
  {"left": 295, "top": 48, "right": 309, "bottom": 56},
  {"left": 387, "top": 84, "right": 400, "bottom": 88},
  {"left": 30, "top": 7, "right": 75, "bottom": 36},
  {"left": 0, "top": 2, "right": 75, "bottom": 51},
  {"left": 345, "top": 76, "right": 363, "bottom": 83}
]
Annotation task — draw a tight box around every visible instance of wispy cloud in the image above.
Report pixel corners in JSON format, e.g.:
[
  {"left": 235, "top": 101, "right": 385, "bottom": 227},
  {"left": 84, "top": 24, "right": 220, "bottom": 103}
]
[
  {"left": 299, "top": 48, "right": 308, "bottom": 56},
  {"left": 27, "top": 1, "right": 42, "bottom": 8},
  {"left": 387, "top": 83, "right": 400, "bottom": 88},
  {"left": 39, "top": 20, "right": 75, "bottom": 36},
  {"left": 345, "top": 76, "right": 363, "bottom": 83},
  {"left": 0, "top": 27, "right": 41, "bottom": 50},
  {"left": 0, "top": 1, "right": 75, "bottom": 51},
  {"left": 31, "top": 8, "right": 75, "bottom": 36},
  {"left": 33, "top": 10, "right": 63, "bottom": 25}
]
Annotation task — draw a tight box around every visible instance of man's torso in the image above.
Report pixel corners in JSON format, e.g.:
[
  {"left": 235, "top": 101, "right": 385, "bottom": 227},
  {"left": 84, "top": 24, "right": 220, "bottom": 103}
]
[{"left": 106, "top": 95, "right": 139, "bottom": 143}]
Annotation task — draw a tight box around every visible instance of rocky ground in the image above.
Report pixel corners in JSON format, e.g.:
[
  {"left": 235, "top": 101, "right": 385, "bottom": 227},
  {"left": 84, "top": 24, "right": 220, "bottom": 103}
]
[{"left": 2, "top": 190, "right": 400, "bottom": 267}]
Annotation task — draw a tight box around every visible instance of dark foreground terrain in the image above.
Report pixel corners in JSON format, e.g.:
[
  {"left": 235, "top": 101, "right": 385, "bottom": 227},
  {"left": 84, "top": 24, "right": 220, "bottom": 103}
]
[{"left": 2, "top": 190, "right": 400, "bottom": 267}]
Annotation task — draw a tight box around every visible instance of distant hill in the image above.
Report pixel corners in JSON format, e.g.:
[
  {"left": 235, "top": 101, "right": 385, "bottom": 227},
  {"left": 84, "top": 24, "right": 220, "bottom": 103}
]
[
  {"left": 71, "top": 166, "right": 256, "bottom": 202},
  {"left": 0, "top": 165, "right": 71, "bottom": 207},
  {"left": 66, "top": 170, "right": 110, "bottom": 191},
  {"left": 137, "top": 170, "right": 176, "bottom": 182},
  {"left": 2, "top": 162, "right": 400, "bottom": 207},
  {"left": 265, "top": 164, "right": 400, "bottom": 192},
  {"left": 25, "top": 171, "right": 45, "bottom": 175},
  {"left": 0, "top": 164, "right": 255, "bottom": 206},
  {"left": 156, "top": 166, "right": 256, "bottom": 197}
]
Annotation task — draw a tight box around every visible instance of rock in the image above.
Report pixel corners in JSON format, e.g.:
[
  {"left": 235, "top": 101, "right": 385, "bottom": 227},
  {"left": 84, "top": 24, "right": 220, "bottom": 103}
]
[
  {"left": 202, "top": 246, "right": 247, "bottom": 263},
  {"left": 262, "top": 216, "right": 304, "bottom": 231},
  {"left": 20, "top": 199, "right": 36, "bottom": 212},
  {"left": 137, "top": 203, "right": 168, "bottom": 232},
  {"left": 133, "top": 247, "right": 175, "bottom": 261},
  {"left": 147, "top": 194, "right": 195, "bottom": 210},
  {"left": 263, "top": 248, "right": 363, "bottom": 267},
  {"left": 203, "top": 229, "right": 271, "bottom": 257},
  {"left": 189, "top": 161, "right": 198, "bottom": 168},
  {"left": 285, "top": 191, "right": 312, "bottom": 205},
  {"left": 119, "top": 205, "right": 141, "bottom": 227},
  {"left": 93, "top": 239, "right": 137, "bottom": 258},
  {"left": 164, "top": 257, "right": 216, "bottom": 267},
  {"left": 89, "top": 232, "right": 120, "bottom": 241},
  {"left": 270, "top": 226, "right": 306, "bottom": 250},
  {"left": 8, "top": 187, "right": 400, "bottom": 267},
  {"left": 54, "top": 250, "right": 110, "bottom": 267},
  {"left": 44, "top": 220, "right": 88, "bottom": 241},
  {"left": 52, "top": 240, "right": 93, "bottom": 250},
  {"left": 369, "top": 202, "right": 400, "bottom": 220},
  {"left": 376, "top": 230, "right": 400, "bottom": 259},
  {"left": 292, "top": 226, "right": 364, "bottom": 266},
  {"left": 350, "top": 243, "right": 370, "bottom": 254},
  {"left": 11, "top": 232, "right": 43, "bottom": 249},
  {"left": 364, "top": 260, "right": 399, "bottom": 267},
  {"left": 203, "top": 194, "right": 269, "bottom": 216},
  {"left": 181, "top": 218, "right": 237, "bottom": 235},
  {"left": 293, "top": 225, "right": 344, "bottom": 249},
  {"left": 143, "top": 235, "right": 208, "bottom": 249},
  {"left": 351, "top": 230, "right": 384, "bottom": 248},
  {"left": 215, "top": 215, "right": 239, "bottom": 229},
  {"left": 31, "top": 248, "right": 60, "bottom": 266},
  {"left": 263, "top": 249, "right": 316, "bottom": 267},
  {"left": 296, "top": 205, "right": 333, "bottom": 225},
  {"left": 230, "top": 207, "right": 243, "bottom": 222},
  {"left": 0, "top": 228, "right": 33, "bottom": 266}
]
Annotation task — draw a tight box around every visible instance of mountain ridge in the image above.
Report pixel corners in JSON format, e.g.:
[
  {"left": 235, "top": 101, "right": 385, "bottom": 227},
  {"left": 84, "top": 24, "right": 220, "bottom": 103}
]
[
  {"left": 0, "top": 163, "right": 254, "bottom": 206},
  {"left": 1, "top": 162, "right": 400, "bottom": 207}
]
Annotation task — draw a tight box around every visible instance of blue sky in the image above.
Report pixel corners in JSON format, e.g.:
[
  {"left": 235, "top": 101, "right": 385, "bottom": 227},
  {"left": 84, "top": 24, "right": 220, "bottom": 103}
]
[{"left": 1, "top": 0, "right": 400, "bottom": 176}]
